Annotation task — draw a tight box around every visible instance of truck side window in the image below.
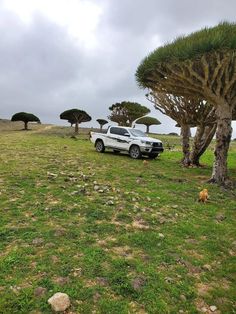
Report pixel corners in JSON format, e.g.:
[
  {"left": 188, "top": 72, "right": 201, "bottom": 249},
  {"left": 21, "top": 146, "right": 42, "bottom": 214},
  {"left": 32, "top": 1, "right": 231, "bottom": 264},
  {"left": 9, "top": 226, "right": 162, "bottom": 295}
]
[
  {"left": 110, "top": 127, "right": 121, "bottom": 135},
  {"left": 119, "top": 128, "right": 129, "bottom": 136}
]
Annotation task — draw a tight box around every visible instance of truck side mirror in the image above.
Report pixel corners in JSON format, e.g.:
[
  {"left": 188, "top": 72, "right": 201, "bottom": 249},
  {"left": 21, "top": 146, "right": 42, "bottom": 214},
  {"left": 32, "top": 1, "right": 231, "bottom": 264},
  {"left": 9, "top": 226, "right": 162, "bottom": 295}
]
[{"left": 124, "top": 132, "right": 130, "bottom": 137}]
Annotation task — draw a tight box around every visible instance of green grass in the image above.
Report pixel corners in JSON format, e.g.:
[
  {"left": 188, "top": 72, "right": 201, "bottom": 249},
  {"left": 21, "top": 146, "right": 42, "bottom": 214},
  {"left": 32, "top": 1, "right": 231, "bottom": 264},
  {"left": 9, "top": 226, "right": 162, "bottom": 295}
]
[{"left": 0, "top": 125, "right": 235, "bottom": 313}]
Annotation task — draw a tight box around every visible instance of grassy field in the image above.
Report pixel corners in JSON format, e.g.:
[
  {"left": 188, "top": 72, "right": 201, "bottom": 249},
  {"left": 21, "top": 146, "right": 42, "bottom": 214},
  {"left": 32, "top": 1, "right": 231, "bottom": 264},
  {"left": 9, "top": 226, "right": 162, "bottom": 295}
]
[{"left": 0, "top": 122, "right": 235, "bottom": 314}]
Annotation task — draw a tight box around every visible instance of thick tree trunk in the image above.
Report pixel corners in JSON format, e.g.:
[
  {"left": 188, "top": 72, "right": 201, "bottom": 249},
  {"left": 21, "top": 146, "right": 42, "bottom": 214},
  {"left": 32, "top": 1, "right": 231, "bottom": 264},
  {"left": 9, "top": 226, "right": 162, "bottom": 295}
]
[
  {"left": 100, "top": 124, "right": 103, "bottom": 130},
  {"left": 190, "top": 124, "right": 216, "bottom": 166},
  {"left": 75, "top": 122, "right": 79, "bottom": 134},
  {"left": 24, "top": 121, "right": 28, "bottom": 130},
  {"left": 146, "top": 125, "right": 149, "bottom": 133},
  {"left": 181, "top": 124, "right": 191, "bottom": 166},
  {"left": 209, "top": 103, "right": 233, "bottom": 185}
]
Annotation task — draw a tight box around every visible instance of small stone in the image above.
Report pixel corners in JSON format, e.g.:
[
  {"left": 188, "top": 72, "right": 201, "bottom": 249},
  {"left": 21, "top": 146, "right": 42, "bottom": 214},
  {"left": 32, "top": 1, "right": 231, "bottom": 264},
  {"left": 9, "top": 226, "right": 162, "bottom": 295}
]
[
  {"left": 53, "top": 277, "right": 70, "bottom": 286},
  {"left": 94, "top": 185, "right": 99, "bottom": 191},
  {"left": 34, "top": 287, "right": 47, "bottom": 297},
  {"left": 201, "top": 307, "right": 208, "bottom": 313},
  {"left": 202, "top": 264, "right": 212, "bottom": 271},
  {"left": 48, "top": 292, "right": 70, "bottom": 312},
  {"left": 32, "top": 238, "right": 44, "bottom": 246},
  {"left": 210, "top": 305, "right": 217, "bottom": 312},
  {"left": 180, "top": 294, "right": 186, "bottom": 301},
  {"left": 158, "top": 233, "right": 165, "bottom": 238},
  {"left": 106, "top": 200, "right": 114, "bottom": 206},
  {"left": 93, "top": 292, "right": 101, "bottom": 302},
  {"left": 131, "top": 277, "right": 146, "bottom": 291},
  {"left": 96, "top": 277, "right": 109, "bottom": 286}
]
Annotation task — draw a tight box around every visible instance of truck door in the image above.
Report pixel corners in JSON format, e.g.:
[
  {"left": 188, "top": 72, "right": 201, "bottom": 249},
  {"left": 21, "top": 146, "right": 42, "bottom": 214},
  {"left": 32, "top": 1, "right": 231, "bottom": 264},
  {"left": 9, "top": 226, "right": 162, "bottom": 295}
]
[{"left": 108, "top": 127, "right": 130, "bottom": 150}]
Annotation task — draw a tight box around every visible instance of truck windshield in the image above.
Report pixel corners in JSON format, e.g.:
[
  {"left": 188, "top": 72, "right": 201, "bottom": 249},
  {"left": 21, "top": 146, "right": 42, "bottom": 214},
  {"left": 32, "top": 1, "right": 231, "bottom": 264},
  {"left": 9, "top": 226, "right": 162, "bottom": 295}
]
[{"left": 129, "top": 129, "right": 146, "bottom": 137}]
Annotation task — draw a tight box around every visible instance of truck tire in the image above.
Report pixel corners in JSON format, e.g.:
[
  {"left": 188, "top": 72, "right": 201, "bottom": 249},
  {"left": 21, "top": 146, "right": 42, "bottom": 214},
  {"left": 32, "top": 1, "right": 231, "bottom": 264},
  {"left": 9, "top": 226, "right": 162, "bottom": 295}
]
[
  {"left": 95, "top": 140, "right": 105, "bottom": 153},
  {"left": 129, "top": 145, "right": 142, "bottom": 159}
]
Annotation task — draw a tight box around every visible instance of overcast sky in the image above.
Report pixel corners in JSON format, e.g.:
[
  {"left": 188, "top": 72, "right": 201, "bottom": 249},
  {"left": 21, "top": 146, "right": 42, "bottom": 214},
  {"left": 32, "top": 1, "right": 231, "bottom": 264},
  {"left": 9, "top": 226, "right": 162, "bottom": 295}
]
[{"left": 0, "top": 0, "right": 236, "bottom": 136}]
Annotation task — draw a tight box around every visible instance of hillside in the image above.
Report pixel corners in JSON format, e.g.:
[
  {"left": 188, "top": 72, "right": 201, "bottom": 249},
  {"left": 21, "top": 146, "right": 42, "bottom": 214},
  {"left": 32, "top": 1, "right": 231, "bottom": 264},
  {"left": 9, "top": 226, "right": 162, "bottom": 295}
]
[{"left": 0, "top": 127, "right": 235, "bottom": 313}]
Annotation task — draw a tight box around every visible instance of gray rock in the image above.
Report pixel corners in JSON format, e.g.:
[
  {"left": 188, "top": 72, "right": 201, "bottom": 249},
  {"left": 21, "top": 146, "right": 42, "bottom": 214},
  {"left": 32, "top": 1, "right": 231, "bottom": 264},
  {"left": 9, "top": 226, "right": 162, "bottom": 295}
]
[
  {"left": 48, "top": 292, "right": 70, "bottom": 312},
  {"left": 34, "top": 287, "right": 47, "bottom": 297},
  {"left": 131, "top": 276, "right": 146, "bottom": 291}
]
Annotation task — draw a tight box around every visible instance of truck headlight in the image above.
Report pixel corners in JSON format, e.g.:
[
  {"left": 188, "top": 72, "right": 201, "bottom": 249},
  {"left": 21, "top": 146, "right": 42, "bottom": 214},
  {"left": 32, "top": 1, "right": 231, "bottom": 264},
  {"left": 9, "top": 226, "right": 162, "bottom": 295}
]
[{"left": 141, "top": 140, "right": 152, "bottom": 145}]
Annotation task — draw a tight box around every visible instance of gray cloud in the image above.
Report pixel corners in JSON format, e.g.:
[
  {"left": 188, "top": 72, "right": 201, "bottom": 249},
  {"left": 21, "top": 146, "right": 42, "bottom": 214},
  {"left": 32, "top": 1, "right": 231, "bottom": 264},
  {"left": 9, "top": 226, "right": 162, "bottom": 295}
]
[{"left": 0, "top": 0, "right": 235, "bottom": 136}]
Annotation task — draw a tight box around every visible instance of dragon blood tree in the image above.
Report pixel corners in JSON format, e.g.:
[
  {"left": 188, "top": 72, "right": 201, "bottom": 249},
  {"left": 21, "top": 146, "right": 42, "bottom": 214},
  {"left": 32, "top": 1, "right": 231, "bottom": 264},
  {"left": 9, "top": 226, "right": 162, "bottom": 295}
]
[
  {"left": 108, "top": 101, "right": 150, "bottom": 127},
  {"left": 11, "top": 112, "right": 40, "bottom": 130},
  {"left": 135, "top": 116, "right": 161, "bottom": 134},
  {"left": 60, "top": 109, "right": 91, "bottom": 134},
  {"left": 96, "top": 119, "right": 108, "bottom": 130},
  {"left": 136, "top": 22, "right": 236, "bottom": 185},
  {"left": 148, "top": 92, "right": 216, "bottom": 166}
]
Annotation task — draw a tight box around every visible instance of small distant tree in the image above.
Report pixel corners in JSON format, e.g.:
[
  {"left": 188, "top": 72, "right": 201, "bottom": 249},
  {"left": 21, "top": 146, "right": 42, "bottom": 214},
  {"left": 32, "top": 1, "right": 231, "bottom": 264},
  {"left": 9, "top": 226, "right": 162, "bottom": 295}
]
[
  {"left": 108, "top": 101, "right": 150, "bottom": 127},
  {"left": 11, "top": 112, "right": 40, "bottom": 130},
  {"left": 136, "top": 116, "right": 161, "bottom": 133},
  {"left": 60, "top": 109, "right": 91, "bottom": 134},
  {"left": 96, "top": 119, "right": 108, "bottom": 130}
]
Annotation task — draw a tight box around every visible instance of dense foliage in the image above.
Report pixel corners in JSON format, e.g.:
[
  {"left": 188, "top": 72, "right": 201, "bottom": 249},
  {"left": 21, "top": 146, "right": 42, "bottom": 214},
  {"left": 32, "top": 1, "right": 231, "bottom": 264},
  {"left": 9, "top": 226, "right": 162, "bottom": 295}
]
[
  {"left": 96, "top": 119, "right": 108, "bottom": 129},
  {"left": 108, "top": 101, "right": 150, "bottom": 127},
  {"left": 60, "top": 109, "right": 91, "bottom": 133},
  {"left": 11, "top": 112, "right": 40, "bottom": 130},
  {"left": 136, "top": 22, "right": 236, "bottom": 88},
  {"left": 136, "top": 116, "right": 161, "bottom": 133}
]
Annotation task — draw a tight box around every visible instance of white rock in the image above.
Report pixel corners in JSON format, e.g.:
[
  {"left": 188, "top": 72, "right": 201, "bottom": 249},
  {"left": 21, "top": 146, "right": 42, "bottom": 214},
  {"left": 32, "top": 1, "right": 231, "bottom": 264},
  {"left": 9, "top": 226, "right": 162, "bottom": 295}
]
[
  {"left": 48, "top": 292, "right": 70, "bottom": 312},
  {"left": 210, "top": 305, "right": 217, "bottom": 312}
]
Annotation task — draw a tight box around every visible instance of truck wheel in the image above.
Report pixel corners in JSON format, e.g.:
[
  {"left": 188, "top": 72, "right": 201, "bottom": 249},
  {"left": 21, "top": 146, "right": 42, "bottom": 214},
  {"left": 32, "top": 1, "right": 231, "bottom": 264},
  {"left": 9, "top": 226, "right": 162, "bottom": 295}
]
[
  {"left": 95, "top": 140, "right": 105, "bottom": 153},
  {"left": 129, "top": 145, "right": 141, "bottom": 159}
]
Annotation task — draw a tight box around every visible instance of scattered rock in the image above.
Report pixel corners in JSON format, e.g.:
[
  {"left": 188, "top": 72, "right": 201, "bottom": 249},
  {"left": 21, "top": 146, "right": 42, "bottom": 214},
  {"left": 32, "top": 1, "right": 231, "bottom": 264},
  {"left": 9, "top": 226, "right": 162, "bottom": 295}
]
[
  {"left": 165, "top": 277, "right": 174, "bottom": 284},
  {"left": 180, "top": 294, "right": 186, "bottom": 301},
  {"left": 131, "top": 276, "right": 146, "bottom": 291},
  {"left": 48, "top": 292, "right": 70, "bottom": 312},
  {"left": 32, "top": 238, "right": 44, "bottom": 246},
  {"left": 202, "top": 264, "right": 212, "bottom": 271},
  {"left": 96, "top": 277, "right": 109, "bottom": 286},
  {"left": 158, "top": 233, "right": 165, "bottom": 238},
  {"left": 93, "top": 292, "right": 101, "bottom": 302},
  {"left": 215, "top": 214, "right": 226, "bottom": 222},
  {"left": 53, "top": 277, "right": 70, "bottom": 286},
  {"left": 94, "top": 185, "right": 99, "bottom": 191},
  {"left": 54, "top": 229, "right": 66, "bottom": 237},
  {"left": 106, "top": 200, "right": 114, "bottom": 206},
  {"left": 47, "top": 172, "right": 58, "bottom": 179},
  {"left": 34, "top": 287, "right": 47, "bottom": 297},
  {"left": 210, "top": 305, "right": 217, "bottom": 312}
]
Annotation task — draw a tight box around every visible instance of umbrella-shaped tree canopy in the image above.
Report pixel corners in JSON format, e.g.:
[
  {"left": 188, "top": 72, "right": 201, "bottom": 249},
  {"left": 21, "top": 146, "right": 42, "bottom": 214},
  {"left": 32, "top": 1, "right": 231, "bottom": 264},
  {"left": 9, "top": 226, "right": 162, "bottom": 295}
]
[
  {"left": 108, "top": 101, "right": 150, "bottom": 127},
  {"left": 96, "top": 119, "right": 108, "bottom": 130},
  {"left": 135, "top": 116, "right": 161, "bottom": 133},
  {"left": 60, "top": 109, "right": 91, "bottom": 133},
  {"left": 11, "top": 112, "right": 40, "bottom": 130}
]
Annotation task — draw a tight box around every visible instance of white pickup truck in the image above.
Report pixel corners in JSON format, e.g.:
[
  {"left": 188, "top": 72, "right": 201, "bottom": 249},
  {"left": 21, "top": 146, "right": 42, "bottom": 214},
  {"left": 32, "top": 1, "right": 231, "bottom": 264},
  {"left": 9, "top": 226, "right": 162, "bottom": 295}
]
[{"left": 90, "top": 126, "right": 163, "bottom": 159}]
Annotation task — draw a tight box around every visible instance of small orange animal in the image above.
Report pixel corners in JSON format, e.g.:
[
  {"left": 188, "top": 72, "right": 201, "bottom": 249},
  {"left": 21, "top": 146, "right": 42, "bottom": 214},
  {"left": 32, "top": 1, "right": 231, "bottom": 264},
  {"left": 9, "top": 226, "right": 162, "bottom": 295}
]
[
  {"left": 198, "top": 189, "right": 209, "bottom": 203},
  {"left": 143, "top": 160, "right": 149, "bottom": 166}
]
